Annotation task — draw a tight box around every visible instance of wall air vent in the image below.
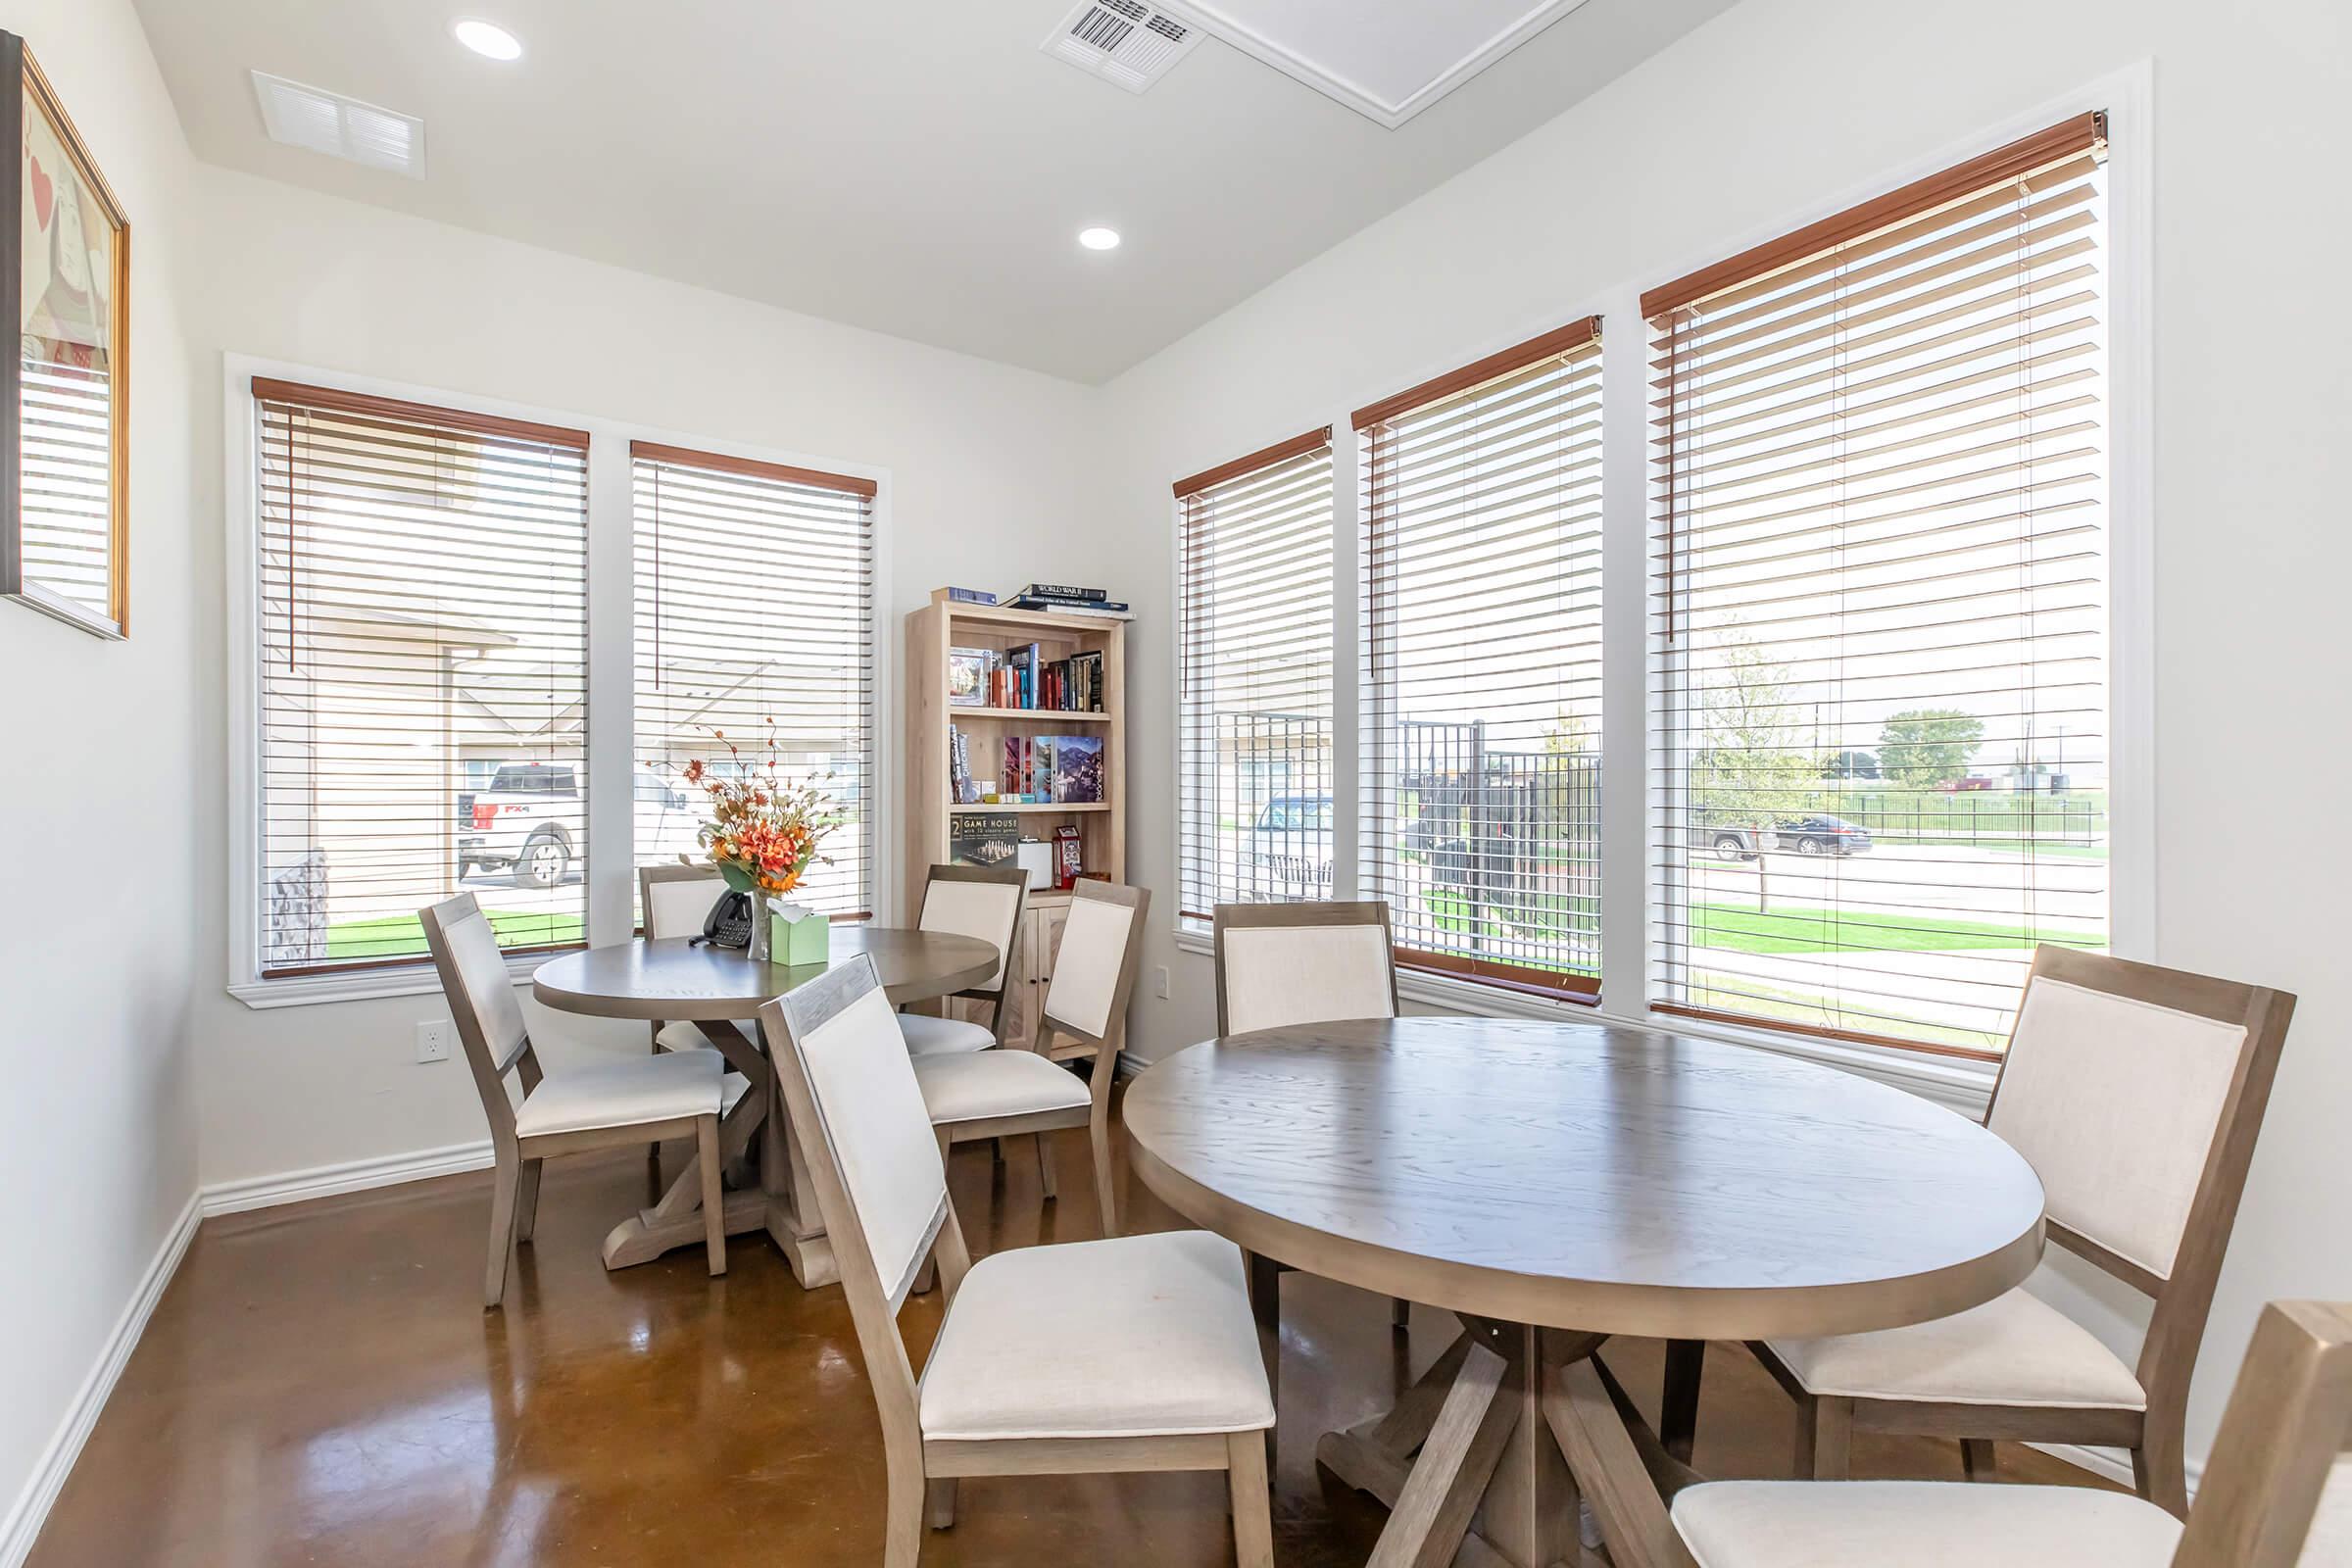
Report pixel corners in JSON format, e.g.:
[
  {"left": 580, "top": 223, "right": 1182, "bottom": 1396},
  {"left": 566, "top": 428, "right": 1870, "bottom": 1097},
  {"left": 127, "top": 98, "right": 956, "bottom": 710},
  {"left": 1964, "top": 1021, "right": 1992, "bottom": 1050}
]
[
  {"left": 1043, "top": 0, "right": 1203, "bottom": 93},
  {"left": 251, "top": 71, "right": 426, "bottom": 179}
]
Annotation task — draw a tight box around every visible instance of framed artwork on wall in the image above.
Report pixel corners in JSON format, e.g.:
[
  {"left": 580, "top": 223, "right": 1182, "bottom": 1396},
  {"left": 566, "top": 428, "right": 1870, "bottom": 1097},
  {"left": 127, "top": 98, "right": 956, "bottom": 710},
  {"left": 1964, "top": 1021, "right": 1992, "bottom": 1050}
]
[{"left": 2, "top": 30, "right": 130, "bottom": 640}]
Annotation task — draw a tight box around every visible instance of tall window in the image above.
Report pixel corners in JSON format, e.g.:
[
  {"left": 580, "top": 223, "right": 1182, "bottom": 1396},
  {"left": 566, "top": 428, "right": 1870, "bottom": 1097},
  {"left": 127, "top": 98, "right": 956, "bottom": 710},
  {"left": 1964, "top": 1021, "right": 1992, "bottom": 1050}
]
[
  {"left": 253, "top": 380, "right": 590, "bottom": 975},
  {"left": 1176, "top": 429, "right": 1335, "bottom": 921},
  {"left": 632, "top": 443, "right": 876, "bottom": 918},
  {"left": 1647, "top": 114, "right": 2110, "bottom": 1056},
  {"left": 1358, "top": 320, "right": 1604, "bottom": 1000}
]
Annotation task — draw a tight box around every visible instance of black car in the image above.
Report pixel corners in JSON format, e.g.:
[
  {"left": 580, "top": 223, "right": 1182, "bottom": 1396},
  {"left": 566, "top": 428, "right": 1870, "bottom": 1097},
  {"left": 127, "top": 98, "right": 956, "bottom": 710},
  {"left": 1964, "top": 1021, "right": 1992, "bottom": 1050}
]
[{"left": 1772, "top": 814, "right": 1873, "bottom": 857}]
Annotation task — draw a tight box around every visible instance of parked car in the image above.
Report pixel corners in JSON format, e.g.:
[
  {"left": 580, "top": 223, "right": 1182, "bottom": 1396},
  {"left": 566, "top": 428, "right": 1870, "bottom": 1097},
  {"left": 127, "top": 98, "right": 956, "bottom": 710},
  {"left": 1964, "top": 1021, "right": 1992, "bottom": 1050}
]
[
  {"left": 1771, "top": 814, "right": 1874, "bottom": 857},
  {"left": 460, "top": 762, "right": 701, "bottom": 887},
  {"left": 1245, "top": 793, "right": 1334, "bottom": 896},
  {"left": 1690, "top": 815, "right": 1873, "bottom": 860}
]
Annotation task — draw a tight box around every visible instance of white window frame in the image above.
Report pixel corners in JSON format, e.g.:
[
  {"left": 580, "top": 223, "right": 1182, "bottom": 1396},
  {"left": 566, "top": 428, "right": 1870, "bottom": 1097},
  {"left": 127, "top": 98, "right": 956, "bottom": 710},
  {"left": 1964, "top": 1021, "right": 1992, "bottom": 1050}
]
[
  {"left": 1170, "top": 64, "right": 2152, "bottom": 1107},
  {"left": 222, "top": 355, "right": 894, "bottom": 1008}
]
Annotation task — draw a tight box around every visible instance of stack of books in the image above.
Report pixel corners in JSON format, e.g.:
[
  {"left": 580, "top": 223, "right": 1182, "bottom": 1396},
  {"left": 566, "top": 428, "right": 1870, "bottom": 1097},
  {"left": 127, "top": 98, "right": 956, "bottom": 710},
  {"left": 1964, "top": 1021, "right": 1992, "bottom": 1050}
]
[
  {"left": 953, "top": 731, "right": 1104, "bottom": 805},
  {"left": 1000, "top": 583, "right": 1133, "bottom": 620}
]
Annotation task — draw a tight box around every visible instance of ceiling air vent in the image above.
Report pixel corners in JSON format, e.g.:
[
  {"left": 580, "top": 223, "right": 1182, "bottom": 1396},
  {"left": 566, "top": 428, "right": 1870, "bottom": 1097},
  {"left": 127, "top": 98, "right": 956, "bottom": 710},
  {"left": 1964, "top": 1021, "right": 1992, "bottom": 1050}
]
[
  {"left": 1043, "top": 0, "right": 1203, "bottom": 93},
  {"left": 251, "top": 71, "right": 426, "bottom": 179}
]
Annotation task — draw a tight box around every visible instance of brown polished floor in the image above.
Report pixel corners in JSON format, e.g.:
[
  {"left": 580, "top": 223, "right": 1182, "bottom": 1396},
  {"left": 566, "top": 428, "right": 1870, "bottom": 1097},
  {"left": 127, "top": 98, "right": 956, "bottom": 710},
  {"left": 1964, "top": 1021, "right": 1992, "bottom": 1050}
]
[{"left": 32, "top": 1102, "right": 2111, "bottom": 1566}]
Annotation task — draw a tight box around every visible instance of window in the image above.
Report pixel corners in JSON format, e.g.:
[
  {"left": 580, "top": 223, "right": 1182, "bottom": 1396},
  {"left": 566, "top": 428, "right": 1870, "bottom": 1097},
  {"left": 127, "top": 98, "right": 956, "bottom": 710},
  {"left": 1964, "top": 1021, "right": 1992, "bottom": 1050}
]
[
  {"left": 253, "top": 379, "right": 590, "bottom": 975},
  {"left": 1175, "top": 428, "right": 1335, "bottom": 920},
  {"left": 1358, "top": 319, "right": 1605, "bottom": 1000},
  {"left": 1646, "top": 114, "right": 2111, "bottom": 1057},
  {"left": 632, "top": 442, "right": 877, "bottom": 918}
]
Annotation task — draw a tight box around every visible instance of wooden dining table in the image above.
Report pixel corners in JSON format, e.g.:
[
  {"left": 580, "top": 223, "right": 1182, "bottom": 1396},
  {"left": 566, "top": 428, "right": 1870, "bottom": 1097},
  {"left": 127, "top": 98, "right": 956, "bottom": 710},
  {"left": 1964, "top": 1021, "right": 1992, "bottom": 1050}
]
[
  {"left": 1121, "top": 1014, "right": 2047, "bottom": 1568},
  {"left": 532, "top": 926, "right": 997, "bottom": 1288}
]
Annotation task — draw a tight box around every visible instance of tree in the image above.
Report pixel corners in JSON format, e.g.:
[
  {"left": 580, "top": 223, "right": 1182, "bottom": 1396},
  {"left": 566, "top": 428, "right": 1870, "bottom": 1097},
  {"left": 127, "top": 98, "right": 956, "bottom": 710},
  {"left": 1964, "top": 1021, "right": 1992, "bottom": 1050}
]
[
  {"left": 1878, "top": 709, "right": 1985, "bottom": 790},
  {"left": 1692, "top": 637, "right": 1816, "bottom": 913},
  {"left": 1820, "top": 748, "right": 1880, "bottom": 781}
]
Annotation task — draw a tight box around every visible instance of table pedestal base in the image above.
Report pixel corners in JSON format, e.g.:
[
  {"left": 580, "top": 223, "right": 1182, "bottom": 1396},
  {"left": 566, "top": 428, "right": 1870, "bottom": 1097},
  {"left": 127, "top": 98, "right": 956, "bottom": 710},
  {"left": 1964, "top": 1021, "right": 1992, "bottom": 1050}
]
[{"left": 1317, "top": 1318, "right": 1694, "bottom": 1568}]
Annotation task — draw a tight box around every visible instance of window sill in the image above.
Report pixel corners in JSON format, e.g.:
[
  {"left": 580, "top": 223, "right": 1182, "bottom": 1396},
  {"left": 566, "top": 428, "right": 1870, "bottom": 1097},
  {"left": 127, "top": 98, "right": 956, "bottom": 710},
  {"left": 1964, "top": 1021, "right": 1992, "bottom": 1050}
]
[
  {"left": 1166, "top": 925, "right": 1995, "bottom": 1115},
  {"left": 227, "top": 950, "right": 541, "bottom": 1011}
]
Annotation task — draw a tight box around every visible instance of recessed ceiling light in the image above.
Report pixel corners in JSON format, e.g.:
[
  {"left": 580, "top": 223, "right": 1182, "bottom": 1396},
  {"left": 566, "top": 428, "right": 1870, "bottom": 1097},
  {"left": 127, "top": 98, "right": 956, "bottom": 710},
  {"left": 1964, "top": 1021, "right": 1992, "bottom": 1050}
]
[
  {"left": 1078, "top": 226, "right": 1122, "bottom": 252},
  {"left": 452, "top": 19, "right": 523, "bottom": 61}
]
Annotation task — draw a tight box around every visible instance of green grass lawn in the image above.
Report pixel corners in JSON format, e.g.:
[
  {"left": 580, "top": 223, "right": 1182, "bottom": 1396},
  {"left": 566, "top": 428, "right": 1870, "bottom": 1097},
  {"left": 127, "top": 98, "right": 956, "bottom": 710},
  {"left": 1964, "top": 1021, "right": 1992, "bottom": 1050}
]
[
  {"left": 1691, "top": 903, "right": 2100, "bottom": 956},
  {"left": 325, "top": 908, "right": 583, "bottom": 961}
]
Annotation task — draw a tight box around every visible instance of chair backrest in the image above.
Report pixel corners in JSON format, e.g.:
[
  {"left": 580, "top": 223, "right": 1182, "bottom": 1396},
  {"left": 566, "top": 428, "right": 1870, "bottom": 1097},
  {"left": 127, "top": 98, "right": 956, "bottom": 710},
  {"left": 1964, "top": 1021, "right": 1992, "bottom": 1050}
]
[
  {"left": 640, "top": 862, "right": 729, "bottom": 940},
  {"left": 2171, "top": 1299, "right": 2352, "bottom": 1568},
  {"left": 1987, "top": 945, "right": 2293, "bottom": 1437},
  {"left": 918, "top": 863, "right": 1029, "bottom": 1006},
  {"left": 760, "top": 958, "right": 964, "bottom": 1454},
  {"left": 1039, "top": 879, "right": 1151, "bottom": 1052},
  {"left": 1212, "top": 900, "right": 1398, "bottom": 1037},
  {"left": 419, "top": 893, "right": 537, "bottom": 1138}
]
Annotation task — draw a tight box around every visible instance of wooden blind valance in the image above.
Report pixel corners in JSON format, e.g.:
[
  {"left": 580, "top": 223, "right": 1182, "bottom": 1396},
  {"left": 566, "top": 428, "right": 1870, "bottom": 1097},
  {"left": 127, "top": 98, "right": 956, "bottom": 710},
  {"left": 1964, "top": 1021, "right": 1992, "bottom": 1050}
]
[{"left": 1351, "top": 317, "right": 1600, "bottom": 431}]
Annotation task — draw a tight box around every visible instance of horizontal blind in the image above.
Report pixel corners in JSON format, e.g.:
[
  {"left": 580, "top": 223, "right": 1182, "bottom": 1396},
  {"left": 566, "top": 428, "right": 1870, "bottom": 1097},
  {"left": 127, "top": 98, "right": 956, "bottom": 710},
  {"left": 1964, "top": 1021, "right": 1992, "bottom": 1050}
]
[
  {"left": 254, "top": 380, "right": 589, "bottom": 976},
  {"left": 14, "top": 358, "right": 117, "bottom": 625},
  {"left": 1647, "top": 115, "right": 2110, "bottom": 1058},
  {"left": 1359, "top": 321, "right": 1603, "bottom": 999},
  {"left": 1177, "top": 430, "right": 1335, "bottom": 921},
  {"left": 632, "top": 444, "right": 876, "bottom": 919}
]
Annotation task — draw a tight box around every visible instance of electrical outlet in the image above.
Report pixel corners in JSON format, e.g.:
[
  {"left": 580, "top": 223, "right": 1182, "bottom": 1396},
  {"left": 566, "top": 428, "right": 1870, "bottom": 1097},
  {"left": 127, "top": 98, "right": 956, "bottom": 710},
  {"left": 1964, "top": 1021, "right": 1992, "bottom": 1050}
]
[
  {"left": 1153, "top": 965, "right": 1170, "bottom": 1001},
  {"left": 415, "top": 1020, "right": 452, "bottom": 1063}
]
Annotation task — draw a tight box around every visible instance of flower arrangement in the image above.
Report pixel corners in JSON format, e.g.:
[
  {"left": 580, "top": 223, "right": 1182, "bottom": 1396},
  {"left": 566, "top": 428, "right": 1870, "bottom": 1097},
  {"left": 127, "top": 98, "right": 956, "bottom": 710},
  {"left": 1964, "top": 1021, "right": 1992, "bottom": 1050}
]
[{"left": 678, "top": 722, "right": 837, "bottom": 900}]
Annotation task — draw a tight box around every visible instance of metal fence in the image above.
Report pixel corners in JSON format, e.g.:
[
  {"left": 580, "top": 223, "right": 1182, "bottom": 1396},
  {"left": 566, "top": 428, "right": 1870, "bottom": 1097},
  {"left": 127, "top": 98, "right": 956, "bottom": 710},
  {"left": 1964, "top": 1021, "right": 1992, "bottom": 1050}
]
[{"left": 1382, "top": 720, "right": 1601, "bottom": 984}]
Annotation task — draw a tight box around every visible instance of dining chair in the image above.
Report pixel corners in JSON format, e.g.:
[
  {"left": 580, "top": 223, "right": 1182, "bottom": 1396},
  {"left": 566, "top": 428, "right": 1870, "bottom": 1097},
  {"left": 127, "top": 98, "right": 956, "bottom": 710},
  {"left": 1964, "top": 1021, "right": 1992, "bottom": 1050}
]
[
  {"left": 1212, "top": 900, "right": 1412, "bottom": 1334},
  {"left": 420, "top": 893, "right": 730, "bottom": 1306},
  {"left": 639, "top": 863, "right": 737, "bottom": 1053},
  {"left": 758, "top": 956, "right": 1274, "bottom": 1568},
  {"left": 1731, "top": 945, "right": 2294, "bottom": 1515},
  {"left": 1664, "top": 1298, "right": 2352, "bottom": 1568},
  {"left": 897, "top": 863, "right": 1029, "bottom": 1058},
  {"left": 913, "top": 879, "right": 1150, "bottom": 1236}
]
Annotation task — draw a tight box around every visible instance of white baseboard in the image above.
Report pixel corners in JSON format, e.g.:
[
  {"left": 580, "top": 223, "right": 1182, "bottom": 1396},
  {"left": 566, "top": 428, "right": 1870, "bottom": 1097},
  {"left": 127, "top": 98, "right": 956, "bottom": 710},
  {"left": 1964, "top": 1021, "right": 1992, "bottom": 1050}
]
[
  {"left": 199, "top": 1140, "right": 496, "bottom": 1217},
  {"left": 0, "top": 1190, "right": 201, "bottom": 1568}
]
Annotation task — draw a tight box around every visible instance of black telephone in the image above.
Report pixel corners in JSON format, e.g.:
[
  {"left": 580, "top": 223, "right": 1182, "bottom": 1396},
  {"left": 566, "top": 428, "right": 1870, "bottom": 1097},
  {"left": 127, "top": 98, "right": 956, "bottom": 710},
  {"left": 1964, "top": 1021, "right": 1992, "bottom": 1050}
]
[{"left": 696, "top": 890, "right": 756, "bottom": 950}]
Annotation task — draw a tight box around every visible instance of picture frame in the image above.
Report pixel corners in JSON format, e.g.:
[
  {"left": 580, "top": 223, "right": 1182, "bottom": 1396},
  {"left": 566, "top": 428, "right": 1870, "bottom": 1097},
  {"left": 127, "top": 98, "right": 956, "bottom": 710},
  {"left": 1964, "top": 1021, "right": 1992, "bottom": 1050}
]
[
  {"left": 947, "top": 645, "right": 992, "bottom": 707},
  {"left": 2, "top": 31, "right": 130, "bottom": 640}
]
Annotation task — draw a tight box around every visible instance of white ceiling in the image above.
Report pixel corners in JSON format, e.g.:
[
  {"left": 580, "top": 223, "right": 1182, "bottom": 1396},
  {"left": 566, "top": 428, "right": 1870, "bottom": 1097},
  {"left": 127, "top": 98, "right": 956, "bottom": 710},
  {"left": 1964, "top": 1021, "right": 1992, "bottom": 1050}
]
[
  {"left": 1182, "top": 0, "right": 1592, "bottom": 127},
  {"left": 131, "top": 0, "right": 1734, "bottom": 383}
]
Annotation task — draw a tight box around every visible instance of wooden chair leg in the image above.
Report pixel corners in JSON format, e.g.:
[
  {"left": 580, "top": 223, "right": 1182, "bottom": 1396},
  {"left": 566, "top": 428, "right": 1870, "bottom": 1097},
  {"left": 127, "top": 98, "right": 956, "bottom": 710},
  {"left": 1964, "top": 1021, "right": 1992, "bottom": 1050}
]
[
  {"left": 1795, "top": 1396, "right": 1852, "bottom": 1479},
  {"left": 1961, "top": 1438, "right": 1996, "bottom": 1482},
  {"left": 1660, "top": 1339, "right": 1704, "bottom": 1463},
  {"left": 1089, "top": 1098, "right": 1119, "bottom": 1237},
  {"left": 513, "top": 1158, "right": 545, "bottom": 1245},
  {"left": 884, "top": 1458, "right": 924, "bottom": 1568},
  {"left": 2132, "top": 1438, "right": 2190, "bottom": 1519},
  {"left": 1226, "top": 1429, "right": 1275, "bottom": 1568},
  {"left": 1248, "top": 1250, "right": 1280, "bottom": 1333},
  {"left": 925, "top": 1477, "right": 957, "bottom": 1531},
  {"left": 1035, "top": 1131, "right": 1058, "bottom": 1200},
  {"left": 697, "top": 1114, "right": 726, "bottom": 1276},
  {"left": 484, "top": 1152, "right": 521, "bottom": 1308}
]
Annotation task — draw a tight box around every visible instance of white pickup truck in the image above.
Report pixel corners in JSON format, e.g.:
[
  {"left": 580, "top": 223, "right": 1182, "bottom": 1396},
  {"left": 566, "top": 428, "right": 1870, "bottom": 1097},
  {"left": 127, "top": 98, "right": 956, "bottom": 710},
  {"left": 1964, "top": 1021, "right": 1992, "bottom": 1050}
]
[{"left": 460, "top": 762, "right": 703, "bottom": 887}]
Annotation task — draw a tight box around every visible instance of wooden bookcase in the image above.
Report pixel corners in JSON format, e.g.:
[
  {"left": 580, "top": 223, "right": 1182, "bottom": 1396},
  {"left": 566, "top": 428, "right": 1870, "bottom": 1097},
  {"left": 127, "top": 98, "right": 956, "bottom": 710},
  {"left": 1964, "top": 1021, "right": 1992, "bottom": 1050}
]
[{"left": 904, "top": 591, "right": 1126, "bottom": 1046}]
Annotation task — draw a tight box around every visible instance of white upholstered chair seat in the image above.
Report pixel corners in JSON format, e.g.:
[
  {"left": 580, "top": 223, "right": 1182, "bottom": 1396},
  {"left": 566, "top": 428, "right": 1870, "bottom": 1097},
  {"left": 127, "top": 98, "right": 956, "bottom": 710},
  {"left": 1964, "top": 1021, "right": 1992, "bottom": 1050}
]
[
  {"left": 1671, "top": 1481, "right": 2184, "bottom": 1567},
  {"left": 1767, "top": 1286, "right": 2145, "bottom": 1409},
  {"left": 514, "top": 1050, "right": 725, "bottom": 1138},
  {"left": 918, "top": 1230, "right": 1274, "bottom": 1442},
  {"left": 897, "top": 1012, "right": 999, "bottom": 1057},
  {"left": 656, "top": 1017, "right": 757, "bottom": 1053},
  {"left": 912, "top": 1051, "right": 1089, "bottom": 1124}
]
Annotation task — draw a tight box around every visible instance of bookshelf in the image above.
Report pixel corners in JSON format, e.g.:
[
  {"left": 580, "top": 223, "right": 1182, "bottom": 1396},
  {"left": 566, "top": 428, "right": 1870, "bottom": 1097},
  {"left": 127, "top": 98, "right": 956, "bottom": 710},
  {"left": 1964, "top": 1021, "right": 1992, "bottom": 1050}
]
[{"left": 905, "top": 590, "right": 1127, "bottom": 1044}]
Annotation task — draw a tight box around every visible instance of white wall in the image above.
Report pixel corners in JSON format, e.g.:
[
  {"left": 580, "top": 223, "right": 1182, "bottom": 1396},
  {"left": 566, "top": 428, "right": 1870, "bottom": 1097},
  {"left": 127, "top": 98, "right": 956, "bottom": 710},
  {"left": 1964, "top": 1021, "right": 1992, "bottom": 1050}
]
[
  {"left": 181, "top": 166, "right": 1117, "bottom": 1189},
  {"left": 1099, "top": 0, "right": 2352, "bottom": 1476},
  {"left": 0, "top": 0, "right": 203, "bottom": 1554}
]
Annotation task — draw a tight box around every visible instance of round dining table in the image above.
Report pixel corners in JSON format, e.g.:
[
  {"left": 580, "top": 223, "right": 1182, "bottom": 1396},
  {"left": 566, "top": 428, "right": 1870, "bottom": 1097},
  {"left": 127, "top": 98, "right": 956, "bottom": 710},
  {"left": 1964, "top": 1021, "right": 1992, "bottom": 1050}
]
[
  {"left": 1120, "top": 1014, "right": 2046, "bottom": 1568},
  {"left": 533, "top": 926, "right": 997, "bottom": 1288}
]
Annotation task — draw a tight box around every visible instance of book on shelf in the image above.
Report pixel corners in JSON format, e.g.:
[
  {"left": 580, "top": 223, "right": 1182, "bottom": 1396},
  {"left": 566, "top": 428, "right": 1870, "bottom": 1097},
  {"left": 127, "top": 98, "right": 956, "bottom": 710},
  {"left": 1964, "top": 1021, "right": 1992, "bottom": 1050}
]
[
  {"left": 943, "top": 586, "right": 998, "bottom": 606},
  {"left": 1000, "top": 582, "right": 1105, "bottom": 605},
  {"left": 981, "top": 646, "right": 1106, "bottom": 712},
  {"left": 950, "top": 811, "right": 1019, "bottom": 867},
  {"left": 992, "top": 734, "right": 1104, "bottom": 805},
  {"left": 1012, "top": 598, "right": 1132, "bottom": 620},
  {"left": 947, "top": 646, "right": 992, "bottom": 708}
]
